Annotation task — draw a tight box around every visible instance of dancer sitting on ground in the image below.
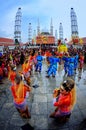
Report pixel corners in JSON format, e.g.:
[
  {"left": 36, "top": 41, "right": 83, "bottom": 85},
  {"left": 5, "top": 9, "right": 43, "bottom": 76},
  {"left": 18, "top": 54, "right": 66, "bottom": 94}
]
[
  {"left": 10, "top": 74, "right": 32, "bottom": 118},
  {"left": 50, "top": 78, "right": 76, "bottom": 121}
]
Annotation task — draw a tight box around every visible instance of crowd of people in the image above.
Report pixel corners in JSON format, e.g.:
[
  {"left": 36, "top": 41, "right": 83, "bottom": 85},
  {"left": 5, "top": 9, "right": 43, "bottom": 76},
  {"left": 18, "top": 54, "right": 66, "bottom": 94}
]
[{"left": 0, "top": 45, "right": 86, "bottom": 120}]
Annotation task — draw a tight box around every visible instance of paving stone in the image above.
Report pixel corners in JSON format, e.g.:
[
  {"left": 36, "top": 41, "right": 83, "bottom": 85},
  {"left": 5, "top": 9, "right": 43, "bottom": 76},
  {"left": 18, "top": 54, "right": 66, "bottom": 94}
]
[
  {"left": 34, "top": 94, "right": 47, "bottom": 102},
  {"left": 47, "top": 102, "right": 55, "bottom": 115},
  {"left": 33, "top": 86, "right": 47, "bottom": 94},
  {"left": 48, "top": 118, "right": 69, "bottom": 130},
  {"left": 47, "top": 93, "right": 53, "bottom": 102},
  {"left": 31, "top": 102, "right": 47, "bottom": 115},
  {"left": 10, "top": 112, "right": 24, "bottom": 126},
  {"left": 0, "top": 63, "right": 86, "bottom": 130},
  {"left": 6, "top": 124, "right": 21, "bottom": 130},
  {"left": 34, "top": 115, "right": 48, "bottom": 130},
  {"left": 80, "top": 109, "right": 86, "bottom": 118},
  {"left": 68, "top": 111, "right": 84, "bottom": 126}
]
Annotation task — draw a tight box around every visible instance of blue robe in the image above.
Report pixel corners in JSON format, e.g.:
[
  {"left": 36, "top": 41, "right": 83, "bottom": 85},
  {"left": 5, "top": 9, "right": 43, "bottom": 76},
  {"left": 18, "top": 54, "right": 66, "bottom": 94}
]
[{"left": 35, "top": 55, "right": 43, "bottom": 72}]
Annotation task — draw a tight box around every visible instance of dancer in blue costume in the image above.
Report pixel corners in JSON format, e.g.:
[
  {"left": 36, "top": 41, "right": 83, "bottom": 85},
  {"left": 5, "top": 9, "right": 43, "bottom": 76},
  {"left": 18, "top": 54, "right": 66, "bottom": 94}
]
[
  {"left": 62, "top": 53, "right": 70, "bottom": 75},
  {"left": 46, "top": 53, "right": 60, "bottom": 78},
  {"left": 35, "top": 52, "right": 43, "bottom": 72},
  {"left": 68, "top": 54, "right": 75, "bottom": 76}
]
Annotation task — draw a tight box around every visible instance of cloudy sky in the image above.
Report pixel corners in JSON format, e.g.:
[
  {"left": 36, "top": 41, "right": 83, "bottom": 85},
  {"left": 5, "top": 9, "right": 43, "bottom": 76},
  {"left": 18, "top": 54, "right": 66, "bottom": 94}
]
[{"left": 0, "top": 0, "right": 86, "bottom": 43}]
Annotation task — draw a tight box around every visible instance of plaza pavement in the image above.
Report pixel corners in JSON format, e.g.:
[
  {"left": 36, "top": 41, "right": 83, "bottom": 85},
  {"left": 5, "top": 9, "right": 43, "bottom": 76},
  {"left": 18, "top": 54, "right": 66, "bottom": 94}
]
[{"left": 0, "top": 61, "right": 86, "bottom": 130}]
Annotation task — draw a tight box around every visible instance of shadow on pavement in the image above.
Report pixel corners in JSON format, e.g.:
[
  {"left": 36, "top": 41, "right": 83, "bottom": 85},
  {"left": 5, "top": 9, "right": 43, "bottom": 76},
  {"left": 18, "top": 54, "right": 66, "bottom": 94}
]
[
  {"left": 77, "top": 118, "right": 86, "bottom": 130},
  {"left": 21, "top": 123, "right": 34, "bottom": 130}
]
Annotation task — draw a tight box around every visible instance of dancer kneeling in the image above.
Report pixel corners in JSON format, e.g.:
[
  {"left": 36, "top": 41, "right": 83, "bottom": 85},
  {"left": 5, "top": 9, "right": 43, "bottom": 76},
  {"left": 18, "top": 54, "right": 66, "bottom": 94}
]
[
  {"left": 11, "top": 74, "right": 32, "bottom": 118},
  {"left": 50, "top": 78, "right": 76, "bottom": 122}
]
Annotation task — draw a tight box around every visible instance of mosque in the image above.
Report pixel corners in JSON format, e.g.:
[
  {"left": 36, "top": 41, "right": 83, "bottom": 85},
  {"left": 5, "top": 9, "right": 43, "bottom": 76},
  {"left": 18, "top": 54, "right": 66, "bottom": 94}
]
[{"left": 0, "top": 7, "right": 86, "bottom": 52}]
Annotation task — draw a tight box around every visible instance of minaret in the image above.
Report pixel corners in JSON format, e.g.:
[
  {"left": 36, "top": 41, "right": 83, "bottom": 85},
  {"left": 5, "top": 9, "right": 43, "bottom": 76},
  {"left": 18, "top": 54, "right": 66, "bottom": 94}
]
[
  {"left": 14, "top": 7, "right": 22, "bottom": 43},
  {"left": 28, "top": 23, "right": 32, "bottom": 44},
  {"left": 59, "top": 22, "right": 63, "bottom": 42},
  {"left": 50, "top": 18, "right": 53, "bottom": 36},
  {"left": 55, "top": 30, "right": 58, "bottom": 45},
  {"left": 37, "top": 18, "right": 40, "bottom": 35},
  {"left": 70, "top": 8, "right": 79, "bottom": 39}
]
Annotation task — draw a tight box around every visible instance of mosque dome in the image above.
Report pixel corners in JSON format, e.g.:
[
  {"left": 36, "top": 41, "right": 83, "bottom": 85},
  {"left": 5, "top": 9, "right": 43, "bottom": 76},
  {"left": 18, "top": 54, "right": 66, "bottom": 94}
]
[{"left": 41, "top": 28, "right": 50, "bottom": 35}]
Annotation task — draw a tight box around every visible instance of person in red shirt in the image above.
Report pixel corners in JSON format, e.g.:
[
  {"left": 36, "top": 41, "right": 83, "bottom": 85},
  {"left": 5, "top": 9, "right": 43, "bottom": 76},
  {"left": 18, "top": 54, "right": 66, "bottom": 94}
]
[
  {"left": 50, "top": 78, "right": 76, "bottom": 120},
  {"left": 11, "top": 74, "right": 32, "bottom": 118},
  {"left": 79, "top": 53, "right": 84, "bottom": 70},
  {"left": 0, "top": 66, "right": 3, "bottom": 84}
]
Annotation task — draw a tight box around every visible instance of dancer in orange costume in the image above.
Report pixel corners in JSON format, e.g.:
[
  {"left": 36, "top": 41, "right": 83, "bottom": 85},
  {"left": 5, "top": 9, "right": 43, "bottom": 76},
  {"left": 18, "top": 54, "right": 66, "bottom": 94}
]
[
  {"left": 50, "top": 78, "right": 76, "bottom": 121},
  {"left": 11, "top": 74, "right": 32, "bottom": 118},
  {"left": 22, "top": 60, "right": 29, "bottom": 74},
  {"left": 21, "top": 59, "right": 31, "bottom": 85},
  {"left": 8, "top": 64, "right": 16, "bottom": 85},
  {"left": 28, "top": 53, "right": 34, "bottom": 71}
]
